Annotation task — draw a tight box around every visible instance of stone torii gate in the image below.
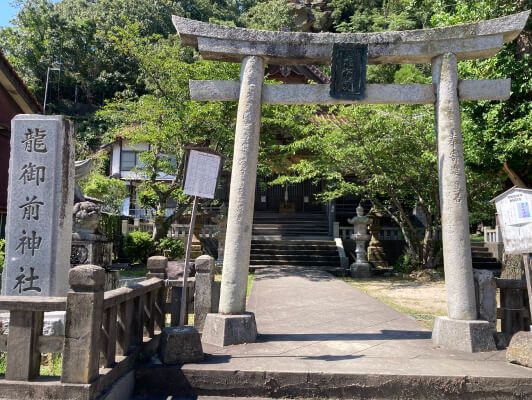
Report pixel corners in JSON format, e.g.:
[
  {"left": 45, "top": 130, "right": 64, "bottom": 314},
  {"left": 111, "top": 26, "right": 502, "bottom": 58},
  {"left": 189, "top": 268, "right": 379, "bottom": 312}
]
[{"left": 173, "top": 11, "right": 529, "bottom": 352}]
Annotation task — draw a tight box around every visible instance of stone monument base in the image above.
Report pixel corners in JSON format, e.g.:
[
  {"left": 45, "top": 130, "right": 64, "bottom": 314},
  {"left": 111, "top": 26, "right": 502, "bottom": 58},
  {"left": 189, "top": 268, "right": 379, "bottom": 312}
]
[
  {"left": 159, "top": 326, "right": 204, "bottom": 364},
  {"left": 71, "top": 233, "right": 113, "bottom": 269},
  {"left": 506, "top": 331, "right": 532, "bottom": 368},
  {"left": 432, "top": 316, "right": 496, "bottom": 353},
  {"left": 350, "top": 262, "right": 372, "bottom": 278},
  {"left": 201, "top": 312, "right": 257, "bottom": 347}
]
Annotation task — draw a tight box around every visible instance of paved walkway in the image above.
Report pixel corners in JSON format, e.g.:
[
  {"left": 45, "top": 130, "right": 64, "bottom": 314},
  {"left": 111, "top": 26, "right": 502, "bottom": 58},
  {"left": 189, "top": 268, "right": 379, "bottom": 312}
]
[
  {"left": 200, "top": 267, "right": 531, "bottom": 377},
  {"left": 137, "top": 267, "right": 532, "bottom": 398}
]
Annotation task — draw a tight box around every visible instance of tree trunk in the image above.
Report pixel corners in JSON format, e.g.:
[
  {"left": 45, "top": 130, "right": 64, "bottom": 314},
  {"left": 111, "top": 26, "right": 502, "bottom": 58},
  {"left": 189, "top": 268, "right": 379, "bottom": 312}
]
[
  {"left": 152, "top": 215, "right": 168, "bottom": 241},
  {"left": 503, "top": 161, "right": 528, "bottom": 188}
]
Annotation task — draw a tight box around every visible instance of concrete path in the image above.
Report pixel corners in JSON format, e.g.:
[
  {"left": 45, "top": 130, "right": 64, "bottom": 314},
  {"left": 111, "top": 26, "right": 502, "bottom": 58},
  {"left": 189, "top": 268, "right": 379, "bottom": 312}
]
[
  {"left": 136, "top": 267, "right": 532, "bottom": 398},
  {"left": 201, "top": 267, "right": 527, "bottom": 374}
]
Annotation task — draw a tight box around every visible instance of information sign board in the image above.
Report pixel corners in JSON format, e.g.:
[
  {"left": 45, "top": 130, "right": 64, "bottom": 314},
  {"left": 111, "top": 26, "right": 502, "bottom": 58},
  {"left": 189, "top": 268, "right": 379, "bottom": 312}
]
[
  {"left": 492, "top": 187, "right": 532, "bottom": 254},
  {"left": 183, "top": 149, "right": 223, "bottom": 199}
]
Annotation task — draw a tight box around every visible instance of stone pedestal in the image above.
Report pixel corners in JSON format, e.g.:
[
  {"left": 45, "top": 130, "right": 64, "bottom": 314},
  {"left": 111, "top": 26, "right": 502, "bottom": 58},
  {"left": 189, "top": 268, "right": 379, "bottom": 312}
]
[
  {"left": 159, "top": 326, "right": 204, "bottom": 364},
  {"left": 350, "top": 262, "right": 372, "bottom": 278},
  {"left": 432, "top": 316, "right": 496, "bottom": 353},
  {"left": 71, "top": 234, "right": 113, "bottom": 269},
  {"left": 201, "top": 312, "right": 257, "bottom": 347}
]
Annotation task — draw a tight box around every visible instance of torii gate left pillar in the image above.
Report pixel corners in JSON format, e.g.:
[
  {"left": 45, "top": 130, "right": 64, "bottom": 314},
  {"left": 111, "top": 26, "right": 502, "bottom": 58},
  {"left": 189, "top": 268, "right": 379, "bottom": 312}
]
[
  {"left": 199, "top": 56, "right": 265, "bottom": 346},
  {"left": 173, "top": 11, "right": 529, "bottom": 350}
]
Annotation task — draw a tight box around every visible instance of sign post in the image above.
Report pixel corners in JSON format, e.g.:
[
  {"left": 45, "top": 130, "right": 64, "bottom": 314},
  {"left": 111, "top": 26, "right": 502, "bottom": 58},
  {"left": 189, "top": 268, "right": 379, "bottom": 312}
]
[
  {"left": 180, "top": 148, "right": 223, "bottom": 327},
  {"left": 491, "top": 186, "right": 532, "bottom": 330}
]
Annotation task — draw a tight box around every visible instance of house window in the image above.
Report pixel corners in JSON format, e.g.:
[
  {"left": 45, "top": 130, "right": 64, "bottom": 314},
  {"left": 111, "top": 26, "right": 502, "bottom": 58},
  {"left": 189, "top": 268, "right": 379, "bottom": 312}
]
[{"left": 121, "top": 151, "right": 136, "bottom": 171}]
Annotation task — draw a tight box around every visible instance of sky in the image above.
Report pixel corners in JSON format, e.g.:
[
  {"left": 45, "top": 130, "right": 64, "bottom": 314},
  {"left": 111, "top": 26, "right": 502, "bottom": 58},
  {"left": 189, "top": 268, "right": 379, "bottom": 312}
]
[{"left": 0, "top": 2, "right": 20, "bottom": 28}]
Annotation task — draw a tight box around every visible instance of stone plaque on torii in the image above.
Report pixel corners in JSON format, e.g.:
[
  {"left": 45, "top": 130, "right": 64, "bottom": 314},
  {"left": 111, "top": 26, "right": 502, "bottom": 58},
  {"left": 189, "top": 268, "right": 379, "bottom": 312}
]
[{"left": 172, "top": 11, "right": 529, "bottom": 351}]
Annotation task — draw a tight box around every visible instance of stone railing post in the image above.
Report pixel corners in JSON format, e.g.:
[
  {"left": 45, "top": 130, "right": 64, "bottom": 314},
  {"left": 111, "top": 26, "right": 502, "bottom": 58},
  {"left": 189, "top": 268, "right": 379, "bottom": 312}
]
[
  {"left": 61, "top": 265, "right": 105, "bottom": 384},
  {"left": 147, "top": 256, "right": 167, "bottom": 331},
  {"left": 5, "top": 310, "right": 43, "bottom": 381},
  {"left": 147, "top": 256, "right": 168, "bottom": 279},
  {"left": 194, "top": 255, "right": 215, "bottom": 332}
]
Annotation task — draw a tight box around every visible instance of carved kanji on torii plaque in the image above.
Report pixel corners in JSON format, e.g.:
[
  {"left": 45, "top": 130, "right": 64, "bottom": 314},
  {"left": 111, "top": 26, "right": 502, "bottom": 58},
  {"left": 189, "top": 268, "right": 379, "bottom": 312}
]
[
  {"left": 330, "top": 44, "right": 368, "bottom": 100},
  {"left": 172, "top": 11, "right": 530, "bottom": 351}
]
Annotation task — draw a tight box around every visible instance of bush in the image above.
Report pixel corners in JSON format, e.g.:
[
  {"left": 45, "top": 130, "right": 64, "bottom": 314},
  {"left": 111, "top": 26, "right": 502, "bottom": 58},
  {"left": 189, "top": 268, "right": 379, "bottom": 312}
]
[
  {"left": 156, "top": 237, "right": 185, "bottom": 260},
  {"left": 123, "top": 230, "right": 154, "bottom": 264},
  {"left": 394, "top": 252, "right": 419, "bottom": 275}
]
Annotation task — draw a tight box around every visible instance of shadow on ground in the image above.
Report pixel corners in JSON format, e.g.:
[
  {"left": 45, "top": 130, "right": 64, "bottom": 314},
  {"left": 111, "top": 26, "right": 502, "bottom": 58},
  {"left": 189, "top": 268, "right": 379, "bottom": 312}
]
[{"left": 257, "top": 330, "right": 432, "bottom": 342}]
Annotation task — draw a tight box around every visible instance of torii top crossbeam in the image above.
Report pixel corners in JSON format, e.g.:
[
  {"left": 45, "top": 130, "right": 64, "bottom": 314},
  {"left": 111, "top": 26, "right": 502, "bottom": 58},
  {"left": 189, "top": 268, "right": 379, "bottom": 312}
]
[{"left": 172, "top": 11, "right": 529, "bottom": 65}]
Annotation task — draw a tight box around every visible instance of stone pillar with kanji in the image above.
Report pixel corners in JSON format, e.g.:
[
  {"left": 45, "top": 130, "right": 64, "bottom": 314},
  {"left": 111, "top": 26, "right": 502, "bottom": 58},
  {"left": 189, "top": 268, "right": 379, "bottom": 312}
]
[{"left": 2, "top": 115, "right": 74, "bottom": 297}]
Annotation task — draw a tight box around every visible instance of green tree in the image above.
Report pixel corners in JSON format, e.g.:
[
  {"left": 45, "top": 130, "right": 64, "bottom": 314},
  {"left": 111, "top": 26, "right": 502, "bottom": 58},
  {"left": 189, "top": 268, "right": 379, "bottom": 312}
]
[
  {"left": 431, "top": 0, "right": 531, "bottom": 188},
  {"left": 268, "top": 104, "right": 442, "bottom": 269},
  {"left": 244, "top": 0, "right": 296, "bottom": 30},
  {"left": 81, "top": 173, "right": 129, "bottom": 215},
  {"left": 98, "top": 29, "right": 239, "bottom": 240}
]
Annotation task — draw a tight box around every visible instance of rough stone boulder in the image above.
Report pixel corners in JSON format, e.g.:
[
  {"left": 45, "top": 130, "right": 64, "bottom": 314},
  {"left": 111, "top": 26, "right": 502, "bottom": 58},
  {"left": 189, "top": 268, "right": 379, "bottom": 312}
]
[{"left": 506, "top": 331, "right": 532, "bottom": 368}]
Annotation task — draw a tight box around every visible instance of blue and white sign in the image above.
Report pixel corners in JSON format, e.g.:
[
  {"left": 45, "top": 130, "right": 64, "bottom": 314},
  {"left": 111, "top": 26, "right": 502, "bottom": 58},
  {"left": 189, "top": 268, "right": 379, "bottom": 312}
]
[{"left": 492, "top": 187, "right": 532, "bottom": 254}]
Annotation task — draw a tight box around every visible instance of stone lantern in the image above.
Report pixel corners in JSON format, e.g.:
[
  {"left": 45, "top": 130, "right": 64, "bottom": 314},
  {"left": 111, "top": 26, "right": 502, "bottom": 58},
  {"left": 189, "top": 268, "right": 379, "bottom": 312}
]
[{"left": 347, "top": 204, "right": 372, "bottom": 278}]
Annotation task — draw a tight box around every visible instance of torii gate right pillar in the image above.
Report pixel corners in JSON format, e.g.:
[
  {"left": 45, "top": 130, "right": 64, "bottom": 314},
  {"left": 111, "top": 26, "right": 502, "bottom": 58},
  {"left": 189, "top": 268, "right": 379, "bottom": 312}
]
[{"left": 431, "top": 53, "right": 495, "bottom": 352}]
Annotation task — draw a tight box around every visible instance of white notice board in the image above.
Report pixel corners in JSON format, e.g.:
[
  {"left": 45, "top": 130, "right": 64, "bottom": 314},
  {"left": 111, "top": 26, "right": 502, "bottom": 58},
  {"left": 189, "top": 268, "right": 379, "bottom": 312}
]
[
  {"left": 492, "top": 187, "right": 532, "bottom": 254},
  {"left": 183, "top": 150, "right": 222, "bottom": 199}
]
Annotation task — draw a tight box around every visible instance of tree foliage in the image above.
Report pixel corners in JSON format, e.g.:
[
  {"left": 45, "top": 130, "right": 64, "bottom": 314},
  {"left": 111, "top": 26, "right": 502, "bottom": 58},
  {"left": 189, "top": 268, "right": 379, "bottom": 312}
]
[
  {"left": 98, "top": 29, "right": 240, "bottom": 239},
  {"left": 81, "top": 173, "right": 129, "bottom": 215},
  {"left": 268, "top": 104, "right": 443, "bottom": 268},
  {"left": 431, "top": 0, "right": 531, "bottom": 188}
]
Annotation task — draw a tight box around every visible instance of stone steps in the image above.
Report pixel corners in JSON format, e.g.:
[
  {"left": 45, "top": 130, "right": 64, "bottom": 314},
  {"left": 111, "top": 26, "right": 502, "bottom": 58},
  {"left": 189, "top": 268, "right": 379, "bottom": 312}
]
[
  {"left": 252, "top": 212, "right": 330, "bottom": 239},
  {"left": 250, "top": 249, "right": 338, "bottom": 255},
  {"left": 251, "top": 239, "right": 336, "bottom": 249},
  {"left": 471, "top": 242, "right": 501, "bottom": 274},
  {"left": 250, "top": 239, "right": 341, "bottom": 270},
  {"left": 251, "top": 253, "right": 338, "bottom": 265},
  {"left": 134, "top": 365, "right": 532, "bottom": 399}
]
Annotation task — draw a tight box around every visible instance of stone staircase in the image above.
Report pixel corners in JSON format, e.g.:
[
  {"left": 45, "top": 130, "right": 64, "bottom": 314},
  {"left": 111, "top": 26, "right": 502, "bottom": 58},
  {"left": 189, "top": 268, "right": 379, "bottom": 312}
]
[
  {"left": 249, "top": 239, "right": 342, "bottom": 273},
  {"left": 249, "top": 212, "right": 342, "bottom": 272},
  {"left": 252, "top": 212, "right": 330, "bottom": 239},
  {"left": 471, "top": 242, "right": 501, "bottom": 275}
]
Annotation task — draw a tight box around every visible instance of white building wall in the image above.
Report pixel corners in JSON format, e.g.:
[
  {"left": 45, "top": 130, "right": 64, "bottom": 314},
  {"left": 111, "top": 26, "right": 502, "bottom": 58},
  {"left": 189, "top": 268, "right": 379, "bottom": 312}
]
[{"left": 111, "top": 143, "right": 121, "bottom": 176}]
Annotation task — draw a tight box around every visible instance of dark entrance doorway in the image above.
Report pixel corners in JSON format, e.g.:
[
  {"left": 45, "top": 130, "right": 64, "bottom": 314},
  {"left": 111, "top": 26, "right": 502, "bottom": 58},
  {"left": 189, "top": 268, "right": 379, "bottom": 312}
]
[{"left": 254, "top": 177, "right": 324, "bottom": 214}]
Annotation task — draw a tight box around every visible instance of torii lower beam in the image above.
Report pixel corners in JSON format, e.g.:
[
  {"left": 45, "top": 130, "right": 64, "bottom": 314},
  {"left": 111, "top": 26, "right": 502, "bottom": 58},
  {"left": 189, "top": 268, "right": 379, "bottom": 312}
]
[
  {"left": 174, "top": 11, "right": 529, "bottom": 351},
  {"left": 189, "top": 79, "right": 511, "bottom": 104}
]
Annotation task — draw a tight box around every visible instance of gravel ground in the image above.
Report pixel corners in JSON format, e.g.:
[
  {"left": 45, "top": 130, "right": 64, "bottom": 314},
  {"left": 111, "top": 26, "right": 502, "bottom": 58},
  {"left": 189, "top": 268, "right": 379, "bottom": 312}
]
[{"left": 342, "top": 276, "right": 447, "bottom": 328}]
